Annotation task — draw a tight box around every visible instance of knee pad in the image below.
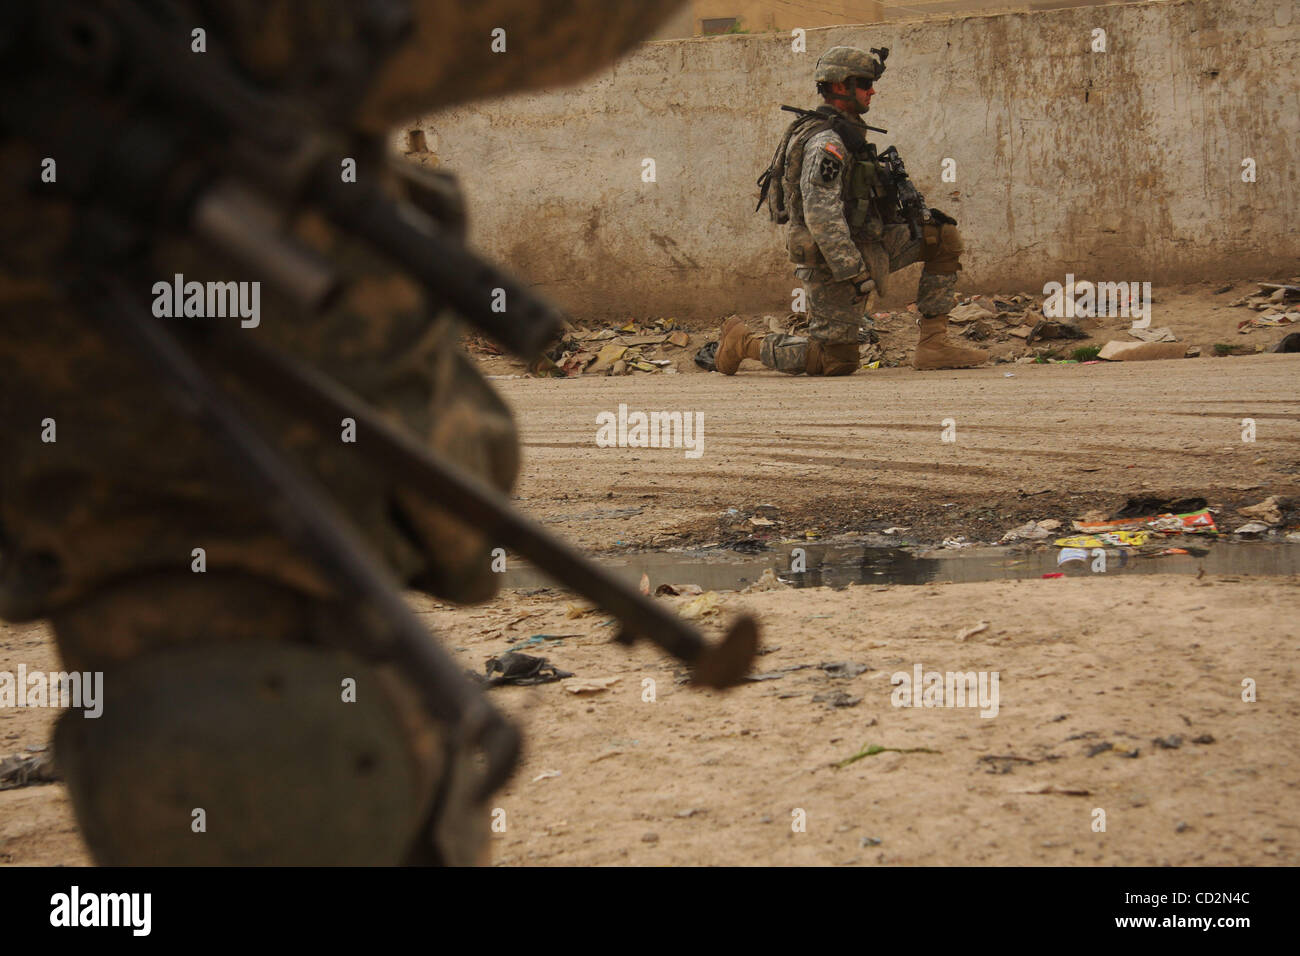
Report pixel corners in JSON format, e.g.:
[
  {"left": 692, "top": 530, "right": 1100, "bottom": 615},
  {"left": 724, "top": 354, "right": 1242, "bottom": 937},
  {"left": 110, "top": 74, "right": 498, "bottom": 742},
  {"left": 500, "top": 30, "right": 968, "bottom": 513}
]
[
  {"left": 809, "top": 341, "right": 860, "bottom": 376},
  {"left": 55, "top": 641, "right": 446, "bottom": 865},
  {"left": 49, "top": 572, "right": 481, "bottom": 865},
  {"left": 923, "top": 223, "right": 964, "bottom": 274}
]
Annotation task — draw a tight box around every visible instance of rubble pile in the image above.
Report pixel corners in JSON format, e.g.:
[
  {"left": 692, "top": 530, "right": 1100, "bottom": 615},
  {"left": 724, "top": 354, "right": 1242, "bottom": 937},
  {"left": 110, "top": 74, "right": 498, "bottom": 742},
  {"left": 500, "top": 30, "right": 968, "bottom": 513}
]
[
  {"left": 856, "top": 291, "right": 1100, "bottom": 368},
  {"left": 528, "top": 317, "right": 693, "bottom": 377},
  {"left": 1227, "top": 281, "right": 1300, "bottom": 346}
]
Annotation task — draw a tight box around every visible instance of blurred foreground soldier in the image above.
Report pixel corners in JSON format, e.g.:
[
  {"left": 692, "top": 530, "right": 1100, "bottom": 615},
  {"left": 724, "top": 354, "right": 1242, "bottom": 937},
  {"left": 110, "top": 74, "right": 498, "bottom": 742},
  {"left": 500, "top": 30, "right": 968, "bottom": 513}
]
[
  {"left": 715, "top": 45, "right": 988, "bottom": 375},
  {"left": 0, "top": 0, "right": 685, "bottom": 865}
]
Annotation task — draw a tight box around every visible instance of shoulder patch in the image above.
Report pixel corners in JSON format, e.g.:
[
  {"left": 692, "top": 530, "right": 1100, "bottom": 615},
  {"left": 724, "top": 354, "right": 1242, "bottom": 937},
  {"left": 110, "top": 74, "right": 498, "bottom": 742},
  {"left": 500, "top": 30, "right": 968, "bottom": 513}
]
[
  {"left": 822, "top": 141, "right": 845, "bottom": 162},
  {"left": 814, "top": 150, "right": 843, "bottom": 187}
]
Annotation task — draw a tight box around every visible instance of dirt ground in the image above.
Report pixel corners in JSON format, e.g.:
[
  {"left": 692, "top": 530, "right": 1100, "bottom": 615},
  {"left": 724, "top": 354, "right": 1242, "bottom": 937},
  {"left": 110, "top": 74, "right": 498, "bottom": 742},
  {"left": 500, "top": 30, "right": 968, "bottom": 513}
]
[
  {"left": 2, "top": 282, "right": 1298, "bottom": 867},
  {"left": 4, "top": 576, "right": 1297, "bottom": 866},
  {"left": 488, "top": 285, "right": 1300, "bottom": 554}
]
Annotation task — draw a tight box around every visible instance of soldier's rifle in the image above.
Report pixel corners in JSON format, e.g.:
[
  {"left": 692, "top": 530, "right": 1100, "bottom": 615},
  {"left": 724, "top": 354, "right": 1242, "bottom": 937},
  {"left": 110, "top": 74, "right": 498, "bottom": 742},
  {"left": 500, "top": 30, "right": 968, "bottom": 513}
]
[{"left": 2, "top": 0, "right": 758, "bottom": 797}]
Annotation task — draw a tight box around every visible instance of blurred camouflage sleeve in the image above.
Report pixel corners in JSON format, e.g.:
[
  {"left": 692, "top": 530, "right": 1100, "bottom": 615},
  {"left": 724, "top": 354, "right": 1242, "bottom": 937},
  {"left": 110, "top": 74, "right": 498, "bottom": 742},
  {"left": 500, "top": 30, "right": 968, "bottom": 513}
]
[
  {"left": 199, "top": 0, "right": 688, "bottom": 131},
  {"left": 800, "top": 130, "right": 866, "bottom": 283}
]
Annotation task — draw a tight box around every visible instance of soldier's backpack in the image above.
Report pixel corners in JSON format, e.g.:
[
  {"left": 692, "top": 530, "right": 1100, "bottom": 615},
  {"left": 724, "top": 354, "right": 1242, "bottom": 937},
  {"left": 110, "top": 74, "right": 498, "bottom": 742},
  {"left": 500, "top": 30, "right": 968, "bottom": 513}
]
[{"left": 754, "top": 106, "right": 841, "bottom": 225}]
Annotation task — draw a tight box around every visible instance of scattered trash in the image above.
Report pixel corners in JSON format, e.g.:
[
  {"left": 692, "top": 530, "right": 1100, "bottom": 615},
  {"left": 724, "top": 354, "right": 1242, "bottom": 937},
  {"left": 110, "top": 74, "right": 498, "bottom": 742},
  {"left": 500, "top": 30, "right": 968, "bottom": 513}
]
[
  {"left": 1069, "top": 507, "right": 1217, "bottom": 537},
  {"left": 1000, "top": 519, "right": 1060, "bottom": 542},
  {"left": 1153, "top": 735, "right": 1182, "bottom": 750},
  {"left": 955, "top": 621, "right": 990, "bottom": 641},
  {"left": 820, "top": 661, "right": 869, "bottom": 679},
  {"left": 680, "top": 591, "right": 721, "bottom": 619},
  {"left": 0, "top": 750, "right": 59, "bottom": 791},
  {"left": 1055, "top": 531, "right": 1152, "bottom": 548},
  {"left": 1238, "top": 495, "right": 1284, "bottom": 526},
  {"left": 587, "top": 343, "right": 628, "bottom": 374},
  {"left": 941, "top": 535, "right": 971, "bottom": 549},
  {"left": 1237, "top": 313, "right": 1296, "bottom": 332},
  {"left": 1041, "top": 572, "right": 1065, "bottom": 579},
  {"left": 639, "top": 573, "right": 650, "bottom": 595},
  {"left": 1011, "top": 784, "right": 1091, "bottom": 796},
  {"left": 532, "top": 769, "right": 562, "bottom": 782},
  {"left": 1057, "top": 548, "right": 1088, "bottom": 564},
  {"left": 859, "top": 836, "right": 883, "bottom": 847},
  {"left": 881, "top": 526, "right": 909, "bottom": 534},
  {"left": 1086, "top": 742, "right": 1113, "bottom": 757},
  {"left": 1113, "top": 497, "right": 1207, "bottom": 518},
  {"left": 1097, "top": 340, "right": 1188, "bottom": 362},
  {"left": 743, "top": 568, "right": 785, "bottom": 592},
  {"left": 694, "top": 340, "right": 719, "bottom": 371},
  {"left": 948, "top": 302, "right": 997, "bottom": 323},
  {"left": 1028, "top": 317, "right": 1088, "bottom": 342},
  {"left": 1126, "top": 326, "right": 1177, "bottom": 343},
  {"left": 482, "top": 652, "right": 574, "bottom": 687},
  {"left": 748, "top": 516, "right": 775, "bottom": 527},
  {"left": 562, "top": 676, "right": 622, "bottom": 694},
  {"left": 655, "top": 582, "right": 703, "bottom": 597},
  {"left": 1233, "top": 521, "right": 1271, "bottom": 536},
  {"left": 506, "top": 634, "right": 573, "bottom": 651}
]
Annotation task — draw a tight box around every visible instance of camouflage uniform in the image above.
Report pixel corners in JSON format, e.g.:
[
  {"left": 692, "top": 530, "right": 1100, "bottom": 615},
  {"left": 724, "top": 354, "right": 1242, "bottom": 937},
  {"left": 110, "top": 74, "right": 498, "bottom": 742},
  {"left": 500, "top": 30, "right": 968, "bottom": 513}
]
[
  {"left": 761, "top": 108, "right": 966, "bottom": 376},
  {"left": 721, "top": 45, "right": 980, "bottom": 376},
  {"left": 0, "top": 0, "right": 684, "bottom": 865}
]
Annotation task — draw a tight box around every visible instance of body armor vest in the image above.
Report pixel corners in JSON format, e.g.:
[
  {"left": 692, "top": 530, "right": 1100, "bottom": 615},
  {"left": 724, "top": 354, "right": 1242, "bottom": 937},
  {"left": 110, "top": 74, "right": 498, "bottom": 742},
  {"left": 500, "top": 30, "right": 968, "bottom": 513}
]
[{"left": 777, "top": 109, "right": 887, "bottom": 240}]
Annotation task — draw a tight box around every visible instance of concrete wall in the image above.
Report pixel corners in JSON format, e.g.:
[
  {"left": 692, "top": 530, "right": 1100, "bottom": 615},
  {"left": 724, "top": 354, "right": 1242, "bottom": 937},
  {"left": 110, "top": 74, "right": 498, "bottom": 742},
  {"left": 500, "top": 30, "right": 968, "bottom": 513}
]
[
  {"left": 398, "top": 0, "right": 1299, "bottom": 321},
  {"left": 689, "top": 1, "right": 882, "bottom": 33},
  {"left": 647, "top": 1, "right": 1128, "bottom": 37}
]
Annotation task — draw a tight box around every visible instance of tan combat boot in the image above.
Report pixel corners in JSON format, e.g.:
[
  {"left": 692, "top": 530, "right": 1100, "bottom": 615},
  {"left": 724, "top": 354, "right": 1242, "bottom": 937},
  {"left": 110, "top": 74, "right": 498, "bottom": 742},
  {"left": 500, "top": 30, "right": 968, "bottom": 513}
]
[
  {"left": 912, "top": 315, "right": 989, "bottom": 370},
  {"left": 714, "top": 316, "right": 763, "bottom": 375}
]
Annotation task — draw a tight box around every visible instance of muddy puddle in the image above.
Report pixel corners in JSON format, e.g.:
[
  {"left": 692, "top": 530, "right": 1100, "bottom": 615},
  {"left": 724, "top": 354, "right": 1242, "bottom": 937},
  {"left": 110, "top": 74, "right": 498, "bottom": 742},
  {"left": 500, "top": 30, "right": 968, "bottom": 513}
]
[{"left": 500, "top": 540, "right": 1300, "bottom": 593}]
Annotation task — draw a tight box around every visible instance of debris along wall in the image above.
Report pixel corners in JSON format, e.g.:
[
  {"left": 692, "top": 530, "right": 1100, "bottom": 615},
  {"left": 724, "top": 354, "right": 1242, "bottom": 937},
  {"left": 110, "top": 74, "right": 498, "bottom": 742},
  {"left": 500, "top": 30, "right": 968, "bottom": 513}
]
[{"left": 397, "top": 0, "right": 1299, "bottom": 322}]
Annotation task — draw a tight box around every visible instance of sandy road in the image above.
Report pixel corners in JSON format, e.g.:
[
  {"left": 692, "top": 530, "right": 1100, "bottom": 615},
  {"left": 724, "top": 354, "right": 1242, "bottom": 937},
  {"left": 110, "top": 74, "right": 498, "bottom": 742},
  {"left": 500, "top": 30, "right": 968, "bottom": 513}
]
[
  {"left": 496, "top": 354, "right": 1299, "bottom": 551},
  {"left": 3, "top": 350, "right": 1298, "bottom": 868}
]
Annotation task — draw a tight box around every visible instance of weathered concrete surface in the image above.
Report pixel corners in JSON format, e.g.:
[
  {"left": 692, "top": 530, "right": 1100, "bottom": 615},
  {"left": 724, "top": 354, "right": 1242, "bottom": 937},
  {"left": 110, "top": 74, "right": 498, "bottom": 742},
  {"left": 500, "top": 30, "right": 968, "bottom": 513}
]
[{"left": 399, "top": 0, "right": 1299, "bottom": 321}]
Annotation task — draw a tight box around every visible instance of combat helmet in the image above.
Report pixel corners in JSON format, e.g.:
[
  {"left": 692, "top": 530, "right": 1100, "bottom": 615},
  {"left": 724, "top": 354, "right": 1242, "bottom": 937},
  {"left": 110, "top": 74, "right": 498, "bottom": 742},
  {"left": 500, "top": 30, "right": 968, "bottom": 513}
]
[{"left": 814, "top": 45, "right": 887, "bottom": 85}]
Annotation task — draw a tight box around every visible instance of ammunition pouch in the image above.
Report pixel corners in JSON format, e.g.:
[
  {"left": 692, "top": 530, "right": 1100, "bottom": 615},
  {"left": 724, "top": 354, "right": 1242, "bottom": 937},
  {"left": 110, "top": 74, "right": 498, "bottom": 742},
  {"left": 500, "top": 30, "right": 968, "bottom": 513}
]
[
  {"left": 846, "top": 159, "right": 884, "bottom": 239},
  {"left": 786, "top": 225, "right": 822, "bottom": 267}
]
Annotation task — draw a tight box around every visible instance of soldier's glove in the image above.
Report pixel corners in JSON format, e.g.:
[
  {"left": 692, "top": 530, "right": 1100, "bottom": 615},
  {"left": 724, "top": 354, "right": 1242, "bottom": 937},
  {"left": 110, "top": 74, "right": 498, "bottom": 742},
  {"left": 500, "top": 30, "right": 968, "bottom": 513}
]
[{"left": 852, "top": 277, "right": 876, "bottom": 301}]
